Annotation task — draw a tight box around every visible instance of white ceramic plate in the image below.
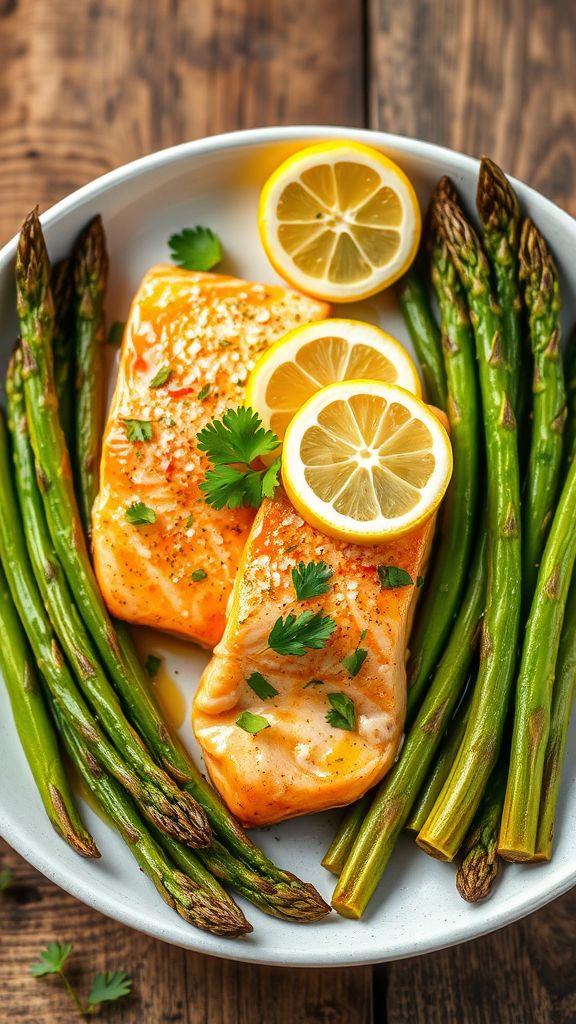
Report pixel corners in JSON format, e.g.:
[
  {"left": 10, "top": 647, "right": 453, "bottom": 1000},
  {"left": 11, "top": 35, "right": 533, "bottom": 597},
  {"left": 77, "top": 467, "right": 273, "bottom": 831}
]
[{"left": 1, "top": 126, "right": 575, "bottom": 967}]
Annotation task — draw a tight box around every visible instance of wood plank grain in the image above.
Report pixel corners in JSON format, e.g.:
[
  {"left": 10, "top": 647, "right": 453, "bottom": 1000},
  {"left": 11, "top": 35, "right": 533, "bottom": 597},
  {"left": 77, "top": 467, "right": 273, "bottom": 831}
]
[
  {"left": 0, "top": 0, "right": 364, "bottom": 243},
  {"left": 0, "top": 2, "right": 370, "bottom": 1022},
  {"left": 368, "top": 2, "right": 576, "bottom": 1021},
  {"left": 0, "top": 838, "right": 373, "bottom": 1023},
  {"left": 368, "top": 0, "right": 576, "bottom": 215}
]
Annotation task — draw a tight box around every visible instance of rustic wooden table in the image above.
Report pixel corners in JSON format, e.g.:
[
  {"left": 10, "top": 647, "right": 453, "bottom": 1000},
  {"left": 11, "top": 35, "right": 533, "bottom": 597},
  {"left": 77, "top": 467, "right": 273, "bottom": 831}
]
[{"left": 1, "top": 1, "right": 576, "bottom": 1021}]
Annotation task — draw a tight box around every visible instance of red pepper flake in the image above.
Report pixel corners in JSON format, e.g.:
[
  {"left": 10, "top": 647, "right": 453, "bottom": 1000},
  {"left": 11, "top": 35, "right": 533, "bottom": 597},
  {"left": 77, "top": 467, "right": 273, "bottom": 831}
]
[
  {"left": 168, "top": 387, "right": 196, "bottom": 399},
  {"left": 132, "top": 355, "right": 149, "bottom": 374}
]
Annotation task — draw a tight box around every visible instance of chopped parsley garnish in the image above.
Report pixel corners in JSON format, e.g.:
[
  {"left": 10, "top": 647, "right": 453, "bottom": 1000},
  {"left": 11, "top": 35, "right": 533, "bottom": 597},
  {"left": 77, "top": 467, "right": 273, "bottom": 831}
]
[
  {"left": 168, "top": 226, "right": 222, "bottom": 271},
  {"left": 149, "top": 366, "right": 172, "bottom": 388},
  {"left": 124, "top": 418, "right": 152, "bottom": 442},
  {"left": 145, "top": 654, "right": 161, "bottom": 679},
  {"left": 303, "top": 678, "right": 324, "bottom": 688},
  {"left": 326, "top": 692, "right": 356, "bottom": 731},
  {"left": 198, "top": 407, "right": 281, "bottom": 510},
  {"left": 291, "top": 560, "right": 333, "bottom": 601},
  {"left": 377, "top": 565, "right": 414, "bottom": 589},
  {"left": 198, "top": 383, "right": 211, "bottom": 401},
  {"left": 30, "top": 942, "right": 131, "bottom": 1015},
  {"left": 267, "top": 611, "right": 336, "bottom": 657},
  {"left": 247, "top": 671, "right": 278, "bottom": 700},
  {"left": 236, "top": 710, "right": 270, "bottom": 735},
  {"left": 342, "top": 628, "right": 368, "bottom": 677},
  {"left": 162, "top": 414, "right": 175, "bottom": 426},
  {"left": 106, "top": 321, "right": 125, "bottom": 346},
  {"left": 191, "top": 568, "right": 208, "bottom": 582},
  {"left": 125, "top": 501, "right": 156, "bottom": 526},
  {"left": 185, "top": 514, "right": 194, "bottom": 529}
]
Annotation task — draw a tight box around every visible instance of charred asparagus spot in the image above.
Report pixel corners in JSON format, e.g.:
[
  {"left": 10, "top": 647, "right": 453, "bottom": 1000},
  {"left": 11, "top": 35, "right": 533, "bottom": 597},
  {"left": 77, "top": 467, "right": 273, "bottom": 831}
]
[
  {"left": 518, "top": 217, "right": 565, "bottom": 608},
  {"left": 405, "top": 178, "right": 481, "bottom": 722},
  {"left": 416, "top": 195, "right": 521, "bottom": 862}
]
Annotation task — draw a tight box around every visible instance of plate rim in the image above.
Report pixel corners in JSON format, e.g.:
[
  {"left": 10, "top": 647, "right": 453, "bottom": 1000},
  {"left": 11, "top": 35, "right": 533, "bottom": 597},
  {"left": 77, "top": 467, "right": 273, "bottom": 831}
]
[{"left": 1, "top": 123, "right": 575, "bottom": 967}]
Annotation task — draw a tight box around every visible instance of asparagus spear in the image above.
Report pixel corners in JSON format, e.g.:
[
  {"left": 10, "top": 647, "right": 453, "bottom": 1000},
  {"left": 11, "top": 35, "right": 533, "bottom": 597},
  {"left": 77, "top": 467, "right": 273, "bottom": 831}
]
[
  {"left": 499, "top": 443, "right": 576, "bottom": 859},
  {"left": 397, "top": 263, "right": 447, "bottom": 410},
  {"left": 6, "top": 348, "right": 210, "bottom": 848},
  {"left": 456, "top": 756, "right": 507, "bottom": 902},
  {"left": 0, "top": 408, "right": 206, "bottom": 849},
  {"left": 561, "top": 326, "right": 576, "bottom": 477},
  {"left": 476, "top": 158, "right": 525, "bottom": 421},
  {"left": 17, "top": 211, "right": 328, "bottom": 921},
  {"left": 321, "top": 794, "right": 372, "bottom": 876},
  {"left": 519, "top": 219, "right": 566, "bottom": 606},
  {"left": 535, "top": 567, "right": 576, "bottom": 860},
  {"left": 406, "top": 687, "right": 471, "bottom": 833},
  {"left": 116, "top": 624, "right": 330, "bottom": 922},
  {"left": 50, "top": 259, "right": 74, "bottom": 447},
  {"left": 331, "top": 530, "right": 486, "bottom": 918},
  {"left": 406, "top": 179, "right": 480, "bottom": 720},
  {"left": 417, "top": 195, "right": 522, "bottom": 862},
  {"left": 72, "top": 216, "right": 108, "bottom": 544},
  {"left": 54, "top": 707, "right": 251, "bottom": 937},
  {"left": 0, "top": 559, "right": 97, "bottom": 858}
]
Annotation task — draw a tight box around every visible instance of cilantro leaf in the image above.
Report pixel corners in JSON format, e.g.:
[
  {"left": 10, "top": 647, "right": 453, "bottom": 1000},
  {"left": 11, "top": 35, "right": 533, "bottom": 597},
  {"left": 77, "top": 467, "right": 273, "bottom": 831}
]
[
  {"left": 145, "top": 654, "right": 161, "bottom": 679},
  {"left": 236, "top": 710, "right": 270, "bottom": 734},
  {"left": 247, "top": 671, "right": 278, "bottom": 700},
  {"left": 326, "top": 692, "right": 356, "bottom": 731},
  {"left": 303, "top": 678, "right": 324, "bottom": 688},
  {"left": 377, "top": 565, "right": 414, "bottom": 589},
  {"left": 30, "top": 942, "right": 73, "bottom": 977},
  {"left": 0, "top": 869, "right": 13, "bottom": 891},
  {"left": 291, "top": 560, "right": 333, "bottom": 601},
  {"left": 197, "top": 407, "right": 280, "bottom": 465},
  {"left": 149, "top": 366, "right": 172, "bottom": 388},
  {"left": 168, "top": 226, "right": 222, "bottom": 271},
  {"left": 107, "top": 321, "right": 125, "bottom": 346},
  {"left": 125, "top": 501, "right": 156, "bottom": 526},
  {"left": 200, "top": 459, "right": 280, "bottom": 510},
  {"left": 342, "top": 647, "right": 368, "bottom": 677},
  {"left": 124, "top": 418, "right": 152, "bottom": 442},
  {"left": 268, "top": 610, "right": 336, "bottom": 657},
  {"left": 198, "top": 383, "right": 211, "bottom": 401},
  {"left": 191, "top": 568, "right": 208, "bottom": 582},
  {"left": 87, "top": 970, "right": 132, "bottom": 1008}
]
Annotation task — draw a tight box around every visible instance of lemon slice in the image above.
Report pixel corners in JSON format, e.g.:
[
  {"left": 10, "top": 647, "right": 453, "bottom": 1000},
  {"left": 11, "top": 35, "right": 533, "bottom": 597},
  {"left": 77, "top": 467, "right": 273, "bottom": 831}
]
[
  {"left": 247, "top": 319, "right": 421, "bottom": 443},
  {"left": 282, "top": 380, "right": 452, "bottom": 543},
  {"left": 258, "top": 141, "right": 421, "bottom": 302}
]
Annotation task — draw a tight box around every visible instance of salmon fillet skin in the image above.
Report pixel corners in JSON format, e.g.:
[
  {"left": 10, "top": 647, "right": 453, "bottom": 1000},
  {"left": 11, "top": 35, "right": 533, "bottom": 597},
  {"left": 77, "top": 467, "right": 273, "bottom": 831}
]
[
  {"left": 92, "top": 266, "right": 329, "bottom": 647},
  {"left": 192, "top": 490, "right": 435, "bottom": 826}
]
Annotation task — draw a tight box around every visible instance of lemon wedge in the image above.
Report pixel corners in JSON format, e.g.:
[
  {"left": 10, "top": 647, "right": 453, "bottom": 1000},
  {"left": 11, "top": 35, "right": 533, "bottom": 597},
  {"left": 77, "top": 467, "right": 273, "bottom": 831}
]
[
  {"left": 281, "top": 380, "right": 452, "bottom": 543},
  {"left": 258, "top": 141, "right": 421, "bottom": 301},
  {"left": 246, "top": 319, "right": 421, "bottom": 443}
]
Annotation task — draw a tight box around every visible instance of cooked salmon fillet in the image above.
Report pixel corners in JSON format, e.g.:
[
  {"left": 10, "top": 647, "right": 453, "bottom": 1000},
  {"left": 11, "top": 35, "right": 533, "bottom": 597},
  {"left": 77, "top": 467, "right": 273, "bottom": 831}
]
[
  {"left": 192, "top": 490, "right": 435, "bottom": 826},
  {"left": 92, "top": 266, "right": 329, "bottom": 646}
]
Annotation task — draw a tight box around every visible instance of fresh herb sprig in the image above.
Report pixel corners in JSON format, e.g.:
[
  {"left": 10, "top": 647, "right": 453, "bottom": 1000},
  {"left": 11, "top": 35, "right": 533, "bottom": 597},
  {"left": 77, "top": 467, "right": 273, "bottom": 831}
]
[
  {"left": 378, "top": 565, "right": 414, "bottom": 588},
  {"left": 247, "top": 671, "right": 279, "bottom": 700},
  {"left": 291, "top": 561, "right": 333, "bottom": 601},
  {"left": 326, "top": 692, "right": 356, "bottom": 731},
  {"left": 267, "top": 611, "right": 336, "bottom": 657},
  {"left": 342, "top": 628, "right": 368, "bottom": 677},
  {"left": 168, "top": 226, "right": 222, "bottom": 272},
  {"left": 30, "top": 943, "right": 131, "bottom": 1017},
  {"left": 198, "top": 407, "right": 281, "bottom": 510}
]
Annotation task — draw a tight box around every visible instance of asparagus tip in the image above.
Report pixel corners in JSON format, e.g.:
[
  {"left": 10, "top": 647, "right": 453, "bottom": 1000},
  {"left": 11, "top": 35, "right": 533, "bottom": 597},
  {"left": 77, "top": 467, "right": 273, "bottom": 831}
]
[
  {"left": 476, "top": 157, "right": 520, "bottom": 233},
  {"left": 456, "top": 826, "right": 500, "bottom": 901},
  {"left": 49, "top": 783, "right": 100, "bottom": 859},
  {"left": 172, "top": 871, "right": 253, "bottom": 937}
]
